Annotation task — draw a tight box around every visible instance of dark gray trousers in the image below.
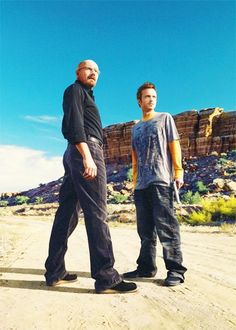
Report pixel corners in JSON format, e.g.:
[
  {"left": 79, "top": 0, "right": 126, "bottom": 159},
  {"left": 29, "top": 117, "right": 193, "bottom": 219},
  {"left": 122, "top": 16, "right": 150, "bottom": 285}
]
[
  {"left": 45, "top": 142, "right": 121, "bottom": 291},
  {"left": 134, "top": 184, "right": 187, "bottom": 279}
]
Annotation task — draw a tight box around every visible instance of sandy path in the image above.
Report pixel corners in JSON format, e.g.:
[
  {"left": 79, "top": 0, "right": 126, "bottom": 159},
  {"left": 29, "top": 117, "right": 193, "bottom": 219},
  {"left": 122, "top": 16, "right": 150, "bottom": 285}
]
[{"left": 0, "top": 216, "right": 236, "bottom": 330}]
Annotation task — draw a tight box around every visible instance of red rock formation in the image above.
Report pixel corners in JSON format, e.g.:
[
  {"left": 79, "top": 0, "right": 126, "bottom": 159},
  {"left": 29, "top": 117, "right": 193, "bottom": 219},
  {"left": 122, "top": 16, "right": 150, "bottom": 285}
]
[
  {"left": 103, "top": 121, "right": 138, "bottom": 165},
  {"left": 103, "top": 108, "right": 236, "bottom": 165},
  {"left": 174, "top": 110, "right": 199, "bottom": 158},
  {"left": 211, "top": 111, "right": 236, "bottom": 154}
]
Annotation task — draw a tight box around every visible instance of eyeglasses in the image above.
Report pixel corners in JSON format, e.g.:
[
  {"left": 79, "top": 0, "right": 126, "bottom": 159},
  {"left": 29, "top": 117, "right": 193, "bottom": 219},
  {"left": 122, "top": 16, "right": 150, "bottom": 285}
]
[{"left": 78, "top": 66, "right": 100, "bottom": 75}]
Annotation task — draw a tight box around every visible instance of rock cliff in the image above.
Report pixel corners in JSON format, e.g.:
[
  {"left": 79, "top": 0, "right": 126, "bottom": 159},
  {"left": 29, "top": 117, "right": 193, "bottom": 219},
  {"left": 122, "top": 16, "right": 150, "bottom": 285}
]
[{"left": 103, "top": 108, "right": 236, "bottom": 165}]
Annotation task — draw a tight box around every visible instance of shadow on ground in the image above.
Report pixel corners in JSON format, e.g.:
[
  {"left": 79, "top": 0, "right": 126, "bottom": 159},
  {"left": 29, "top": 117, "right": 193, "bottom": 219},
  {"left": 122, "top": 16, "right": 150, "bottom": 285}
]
[{"left": 0, "top": 267, "right": 93, "bottom": 293}]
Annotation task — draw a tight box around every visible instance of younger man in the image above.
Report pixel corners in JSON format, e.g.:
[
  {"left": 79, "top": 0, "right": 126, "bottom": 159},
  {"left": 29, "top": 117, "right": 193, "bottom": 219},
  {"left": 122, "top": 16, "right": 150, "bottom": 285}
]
[{"left": 123, "top": 82, "right": 187, "bottom": 286}]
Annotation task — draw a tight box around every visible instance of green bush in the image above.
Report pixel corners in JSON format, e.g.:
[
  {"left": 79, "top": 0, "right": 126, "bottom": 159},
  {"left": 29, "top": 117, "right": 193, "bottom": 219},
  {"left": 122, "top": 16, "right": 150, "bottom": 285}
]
[
  {"left": 15, "top": 195, "right": 30, "bottom": 205},
  {"left": 201, "top": 196, "right": 236, "bottom": 220},
  {"left": 0, "top": 200, "right": 9, "bottom": 207},
  {"left": 111, "top": 194, "right": 129, "bottom": 204},
  {"left": 182, "top": 191, "right": 201, "bottom": 204},
  {"left": 187, "top": 211, "right": 212, "bottom": 225},
  {"left": 195, "top": 181, "right": 208, "bottom": 194},
  {"left": 218, "top": 157, "right": 228, "bottom": 165},
  {"left": 126, "top": 168, "right": 133, "bottom": 182},
  {"left": 178, "top": 196, "right": 236, "bottom": 226},
  {"left": 34, "top": 196, "right": 44, "bottom": 204}
]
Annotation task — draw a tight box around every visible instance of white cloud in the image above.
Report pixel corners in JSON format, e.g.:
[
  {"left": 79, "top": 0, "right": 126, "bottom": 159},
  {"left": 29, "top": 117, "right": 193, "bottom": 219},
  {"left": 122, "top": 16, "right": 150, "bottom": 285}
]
[
  {"left": 0, "top": 145, "right": 63, "bottom": 193},
  {"left": 24, "top": 115, "right": 60, "bottom": 124}
]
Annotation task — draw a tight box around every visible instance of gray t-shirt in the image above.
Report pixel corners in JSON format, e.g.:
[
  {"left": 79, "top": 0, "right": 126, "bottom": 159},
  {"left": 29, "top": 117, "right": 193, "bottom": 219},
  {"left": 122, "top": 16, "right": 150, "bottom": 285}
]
[{"left": 132, "top": 112, "right": 179, "bottom": 190}]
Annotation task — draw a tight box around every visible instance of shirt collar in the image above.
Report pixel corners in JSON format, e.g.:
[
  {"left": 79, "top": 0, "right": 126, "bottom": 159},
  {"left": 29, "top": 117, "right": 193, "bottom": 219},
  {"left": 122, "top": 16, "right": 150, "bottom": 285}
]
[
  {"left": 75, "top": 80, "right": 91, "bottom": 91},
  {"left": 75, "top": 80, "right": 94, "bottom": 99}
]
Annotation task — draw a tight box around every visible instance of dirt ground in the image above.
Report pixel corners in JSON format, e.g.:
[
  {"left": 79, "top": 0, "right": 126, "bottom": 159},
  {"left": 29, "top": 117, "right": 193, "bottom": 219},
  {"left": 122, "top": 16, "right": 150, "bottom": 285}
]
[{"left": 0, "top": 216, "right": 236, "bottom": 330}]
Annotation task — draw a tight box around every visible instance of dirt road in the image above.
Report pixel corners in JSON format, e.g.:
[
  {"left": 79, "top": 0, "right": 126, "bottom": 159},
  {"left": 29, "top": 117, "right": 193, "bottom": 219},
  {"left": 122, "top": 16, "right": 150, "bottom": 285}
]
[{"left": 0, "top": 216, "right": 236, "bottom": 330}]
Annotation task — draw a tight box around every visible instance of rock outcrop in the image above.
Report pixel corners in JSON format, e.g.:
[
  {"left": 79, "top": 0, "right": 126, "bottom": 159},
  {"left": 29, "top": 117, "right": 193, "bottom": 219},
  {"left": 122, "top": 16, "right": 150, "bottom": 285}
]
[
  {"left": 103, "top": 121, "right": 138, "bottom": 165},
  {"left": 1, "top": 107, "right": 235, "bottom": 207},
  {"left": 103, "top": 108, "right": 236, "bottom": 165}
]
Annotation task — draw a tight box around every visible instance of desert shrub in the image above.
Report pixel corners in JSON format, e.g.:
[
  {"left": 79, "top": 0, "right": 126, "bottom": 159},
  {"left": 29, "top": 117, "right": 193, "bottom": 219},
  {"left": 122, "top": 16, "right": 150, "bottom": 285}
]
[
  {"left": 180, "top": 196, "right": 236, "bottom": 226},
  {"left": 111, "top": 194, "right": 129, "bottom": 204},
  {"left": 195, "top": 181, "right": 208, "bottom": 194},
  {"left": 182, "top": 191, "right": 201, "bottom": 204},
  {"left": 34, "top": 196, "right": 44, "bottom": 204},
  {"left": 0, "top": 200, "right": 9, "bottom": 207},
  {"left": 201, "top": 196, "right": 236, "bottom": 221},
  {"left": 187, "top": 211, "right": 212, "bottom": 225},
  {"left": 15, "top": 195, "right": 30, "bottom": 205},
  {"left": 218, "top": 157, "right": 228, "bottom": 165},
  {"left": 126, "top": 168, "right": 133, "bottom": 182}
]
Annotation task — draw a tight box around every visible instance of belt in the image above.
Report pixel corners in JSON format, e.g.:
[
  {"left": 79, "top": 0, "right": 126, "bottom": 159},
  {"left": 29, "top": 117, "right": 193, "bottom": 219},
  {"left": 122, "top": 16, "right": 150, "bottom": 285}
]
[{"left": 87, "top": 135, "right": 103, "bottom": 147}]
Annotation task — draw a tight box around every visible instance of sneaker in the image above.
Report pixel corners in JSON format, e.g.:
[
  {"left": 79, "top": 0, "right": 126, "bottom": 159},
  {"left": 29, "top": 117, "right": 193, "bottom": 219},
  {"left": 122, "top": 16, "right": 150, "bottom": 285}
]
[
  {"left": 164, "top": 275, "right": 184, "bottom": 287},
  {"left": 123, "top": 269, "right": 156, "bottom": 279},
  {"left": 96, "top": 281, "right": 137, "bottom": 294},
  {"left": 46, "top": 273, "right": 78, "bottom": 287}
]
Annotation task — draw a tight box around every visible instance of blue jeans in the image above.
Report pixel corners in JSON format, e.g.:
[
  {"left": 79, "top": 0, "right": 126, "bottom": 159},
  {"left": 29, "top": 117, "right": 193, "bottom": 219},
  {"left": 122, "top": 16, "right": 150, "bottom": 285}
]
[
  {"left": 134, "top": 184, "right": 187, "bottom": 279},
  {"left": 45, "top": 142, "right": 122, "bottom": 291}
]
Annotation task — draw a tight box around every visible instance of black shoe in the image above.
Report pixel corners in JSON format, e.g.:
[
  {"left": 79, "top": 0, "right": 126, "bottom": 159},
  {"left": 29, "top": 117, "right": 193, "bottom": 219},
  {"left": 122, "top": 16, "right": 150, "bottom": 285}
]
[
  {"left": 123, "top": 269, "right": 156, "bottom": 279},
  {"left": 46, "top": 273, "right": 78, "bottom": 287},
  {"left": 164, "top": 275, "right": 184, "bottom": 287},
  {"left": 96, "top": 281, "right": 137, "bottom": 294}
]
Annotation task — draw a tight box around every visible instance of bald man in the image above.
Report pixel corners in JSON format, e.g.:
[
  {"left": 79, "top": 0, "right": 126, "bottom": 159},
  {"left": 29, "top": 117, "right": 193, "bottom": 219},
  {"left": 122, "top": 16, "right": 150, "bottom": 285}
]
[{"left": 45, "top": 60, "right": 137, "bottom": 294}]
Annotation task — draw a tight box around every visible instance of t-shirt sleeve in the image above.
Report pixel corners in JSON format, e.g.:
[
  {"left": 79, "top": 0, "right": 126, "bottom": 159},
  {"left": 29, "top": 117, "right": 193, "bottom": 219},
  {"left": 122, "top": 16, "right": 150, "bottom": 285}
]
[{"left": 165, "top": 113, "right": 179, "bottom": 142}]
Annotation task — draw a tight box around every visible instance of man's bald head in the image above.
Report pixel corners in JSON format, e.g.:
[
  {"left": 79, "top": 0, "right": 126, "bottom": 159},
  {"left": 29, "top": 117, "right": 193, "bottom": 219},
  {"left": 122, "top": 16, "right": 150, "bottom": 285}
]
[{"left": 76, "top": 60, "right": 100, "bottom": 88}]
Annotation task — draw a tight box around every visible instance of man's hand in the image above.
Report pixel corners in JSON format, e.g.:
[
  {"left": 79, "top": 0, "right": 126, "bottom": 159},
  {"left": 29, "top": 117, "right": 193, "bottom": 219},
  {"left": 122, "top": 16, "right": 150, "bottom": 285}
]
[
  {"left": 175, "top": 179, "right": 184, "bottom": 190},
  {"left": 76, "top": 142, "right": 97, "bottom": 180},
  {"left": 83, "top": 157, "right": 97, "bottom": 180}
]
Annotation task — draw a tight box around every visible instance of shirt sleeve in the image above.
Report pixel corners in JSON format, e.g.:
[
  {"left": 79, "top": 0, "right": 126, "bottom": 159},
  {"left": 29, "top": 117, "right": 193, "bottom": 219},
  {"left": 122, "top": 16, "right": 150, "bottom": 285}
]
[
  {"left": 168, "top": 140, "right": 184, "bottom": 180},
  {"left": 62, "top": 84, "right": 87, "bottom": 144},
  {"left": 165, "top": 113, "right": 180, "bottom": 142}
]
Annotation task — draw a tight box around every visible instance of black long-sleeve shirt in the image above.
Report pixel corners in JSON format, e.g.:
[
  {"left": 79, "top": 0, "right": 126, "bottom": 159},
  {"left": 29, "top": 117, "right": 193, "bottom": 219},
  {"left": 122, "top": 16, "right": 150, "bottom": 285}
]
[{"left": 62, "top": 80, "right": 103, "bottom": 144}]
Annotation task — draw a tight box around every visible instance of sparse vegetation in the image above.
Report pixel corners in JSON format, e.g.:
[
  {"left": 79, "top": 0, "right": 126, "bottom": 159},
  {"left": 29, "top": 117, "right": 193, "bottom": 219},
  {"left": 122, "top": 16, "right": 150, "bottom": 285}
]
[
  {"left": 34, "top": 196, "right": 44, "bottom": 204},
  {"left": 187, "top": 211, "right": 212, "bottom": 225},
  {"left": 177, "top": 196, "right": 236, "bottom": 226},
  {"left": 15, "top": 195, "right": 30, "bottom": 205},
  {"left": 111, "top": 194, "right": 129, "bottom": 204},
  {"left": 126, "top": 168, "right": 133, "bottom": 182},
  {"left": 0, "top": 200, "right": 9, "bottom": 207},
  {"left": 218, "top": 157, "right": 228, "bottom": 165},
  {"left": 195, "top": 181, "right": 208, "bottom": 194},
  {"left": 182, "top": 191, "right": 201, "bottom": 204},
  {"left": 201, "top": 196, "right": 236, "bottom": 221}
]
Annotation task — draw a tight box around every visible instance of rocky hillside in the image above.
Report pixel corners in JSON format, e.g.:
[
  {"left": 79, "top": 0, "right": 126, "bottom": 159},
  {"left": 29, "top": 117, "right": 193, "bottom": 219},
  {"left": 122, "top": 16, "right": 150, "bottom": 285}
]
[{"left": 1, "top": 150, "right": 235, "bottom": 207}]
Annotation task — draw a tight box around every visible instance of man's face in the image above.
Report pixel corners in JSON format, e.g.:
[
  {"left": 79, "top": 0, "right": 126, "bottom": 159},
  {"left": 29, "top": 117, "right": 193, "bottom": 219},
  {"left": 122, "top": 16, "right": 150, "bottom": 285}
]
[
  {"left": 77, "top": 60, "right": 100, "bottom": 88},
  {"left": 139, "top": 88, "right": 157, "bottom": 112}
]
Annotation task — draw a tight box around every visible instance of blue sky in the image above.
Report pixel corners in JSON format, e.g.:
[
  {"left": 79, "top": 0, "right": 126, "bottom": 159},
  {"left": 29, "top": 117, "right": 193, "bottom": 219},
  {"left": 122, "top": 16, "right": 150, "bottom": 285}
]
[{"left": 0, "top": 0, "right": 235, "bottom": 192}]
